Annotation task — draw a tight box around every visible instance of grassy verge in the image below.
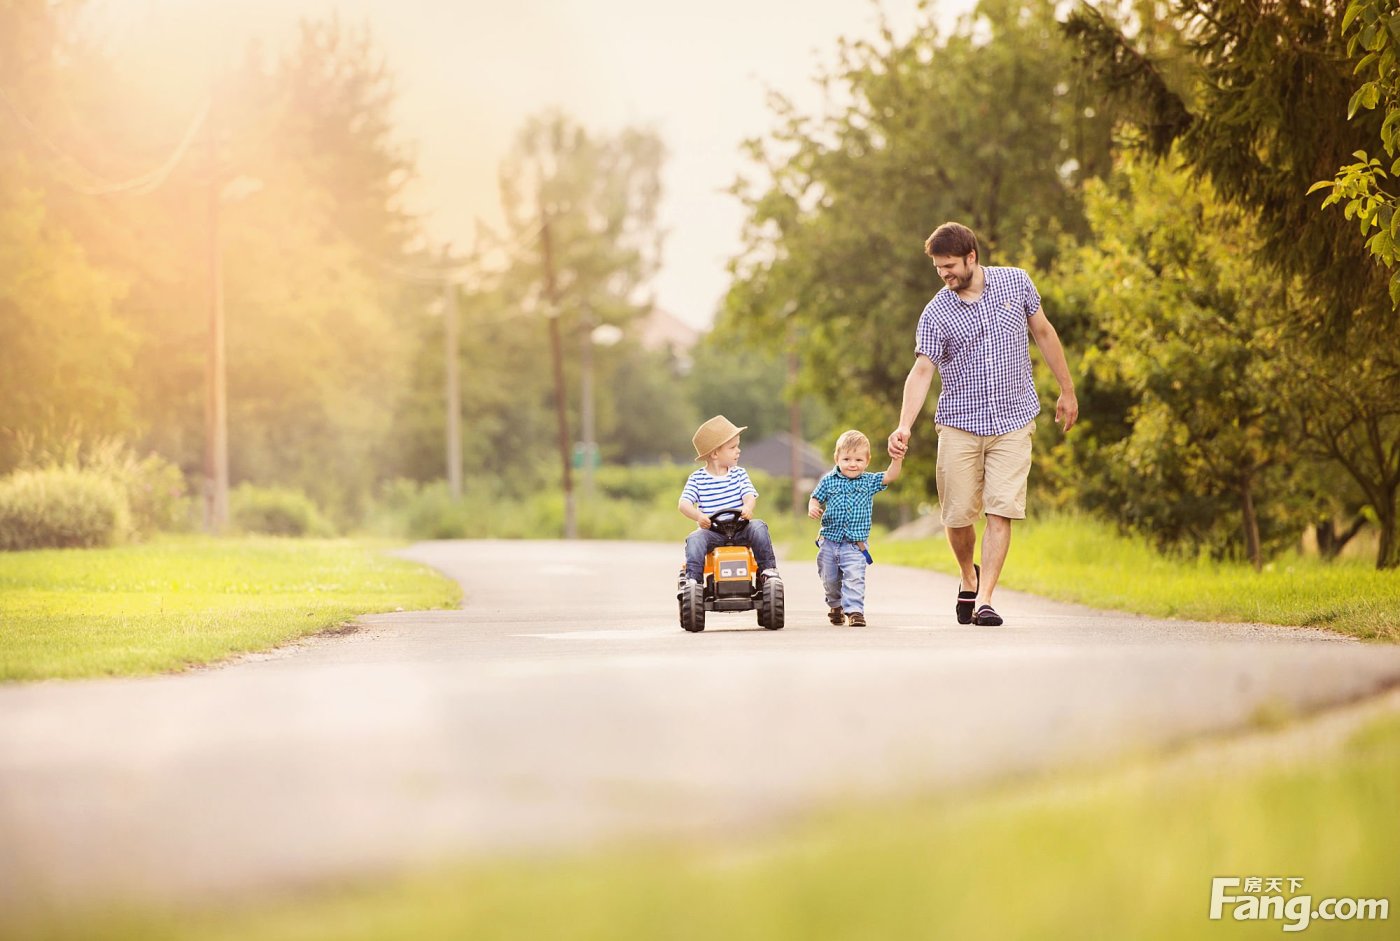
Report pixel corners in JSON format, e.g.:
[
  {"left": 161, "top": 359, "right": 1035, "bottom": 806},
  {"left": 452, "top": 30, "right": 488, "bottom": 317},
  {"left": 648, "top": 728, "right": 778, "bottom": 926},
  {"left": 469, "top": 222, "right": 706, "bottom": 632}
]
[
  {"left": 878, "top": 514, "right": 1400, "bottom": 642},
  {"left": 0, "top": 536, "right": 460, "bottom": 681},
  {"left": 13, "top": 699, "right": 1399, "bottom": 940}
]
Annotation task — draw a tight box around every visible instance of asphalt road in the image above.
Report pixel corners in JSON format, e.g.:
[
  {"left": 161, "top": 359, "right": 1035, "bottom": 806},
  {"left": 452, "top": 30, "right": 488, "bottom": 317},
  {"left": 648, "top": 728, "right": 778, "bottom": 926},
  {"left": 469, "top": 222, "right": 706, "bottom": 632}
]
[{"left": 3, "top": 539, "right": 1399, "bottom": 908}]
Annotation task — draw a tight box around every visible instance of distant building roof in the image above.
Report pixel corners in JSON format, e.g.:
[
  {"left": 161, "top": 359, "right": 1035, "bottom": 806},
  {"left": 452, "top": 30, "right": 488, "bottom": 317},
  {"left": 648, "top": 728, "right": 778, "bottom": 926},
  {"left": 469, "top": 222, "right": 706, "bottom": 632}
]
[
  {"left": 742, "top": 432, "right": 830, "bottom": 481},
  {"left": 636, "top": 307, "right": 701, "bottom": 369}
]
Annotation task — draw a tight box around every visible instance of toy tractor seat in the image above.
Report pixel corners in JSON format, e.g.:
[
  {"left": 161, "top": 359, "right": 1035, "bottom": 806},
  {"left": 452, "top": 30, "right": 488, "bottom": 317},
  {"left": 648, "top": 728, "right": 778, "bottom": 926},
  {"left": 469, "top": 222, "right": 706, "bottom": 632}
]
[{"left": 677, "top": 510, "right": 784, "bottom": 633}]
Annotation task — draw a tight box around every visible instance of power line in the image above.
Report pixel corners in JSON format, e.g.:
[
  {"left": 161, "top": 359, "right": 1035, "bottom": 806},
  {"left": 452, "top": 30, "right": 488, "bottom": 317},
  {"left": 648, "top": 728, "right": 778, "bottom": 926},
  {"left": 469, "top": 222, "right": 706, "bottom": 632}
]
[{"left": 0, "top": 87, "right": 208, "bottom": 196}]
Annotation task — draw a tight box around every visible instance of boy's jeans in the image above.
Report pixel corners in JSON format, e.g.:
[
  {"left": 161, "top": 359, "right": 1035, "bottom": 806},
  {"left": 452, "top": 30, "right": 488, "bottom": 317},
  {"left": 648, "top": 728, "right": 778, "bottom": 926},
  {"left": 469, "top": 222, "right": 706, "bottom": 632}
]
[
  {"left": 684, "top": 519, "right": 777, "bottom": 582},
  {"left": 817, "top": 539, "right": 868, "bottom": 614}
]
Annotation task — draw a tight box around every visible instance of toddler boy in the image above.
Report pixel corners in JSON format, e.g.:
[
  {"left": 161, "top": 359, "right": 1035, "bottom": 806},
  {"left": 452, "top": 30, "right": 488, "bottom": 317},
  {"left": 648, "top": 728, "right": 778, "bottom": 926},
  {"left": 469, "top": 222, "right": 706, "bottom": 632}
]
[{"left": 808, "top": 429, "right": 902, "bottom": 626}]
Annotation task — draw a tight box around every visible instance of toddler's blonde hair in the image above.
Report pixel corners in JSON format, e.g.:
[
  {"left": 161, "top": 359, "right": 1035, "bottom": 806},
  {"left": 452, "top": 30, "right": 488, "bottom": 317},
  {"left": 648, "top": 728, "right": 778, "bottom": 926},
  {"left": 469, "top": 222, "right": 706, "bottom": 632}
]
[{"left": 833, "top": 429, "right": 870, "bottom": 460}]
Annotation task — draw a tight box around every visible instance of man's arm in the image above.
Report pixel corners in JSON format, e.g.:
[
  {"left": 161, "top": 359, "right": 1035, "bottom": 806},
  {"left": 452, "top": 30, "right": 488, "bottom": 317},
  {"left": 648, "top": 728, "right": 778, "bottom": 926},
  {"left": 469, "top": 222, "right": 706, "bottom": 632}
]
[
  {"left": 888, "top": 355, "right": 936, "bottom": 458},
  {"left": 1027, "top": 308, "right": 1078, "bottom": 432}
]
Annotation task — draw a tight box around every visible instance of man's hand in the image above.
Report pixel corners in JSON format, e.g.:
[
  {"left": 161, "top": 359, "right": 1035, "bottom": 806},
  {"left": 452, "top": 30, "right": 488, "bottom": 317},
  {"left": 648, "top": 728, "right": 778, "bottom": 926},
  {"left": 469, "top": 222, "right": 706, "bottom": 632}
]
[
  {"left": 1055, "top": 390, "right": 1079, "bottom": 433},
  {"left": 888, "top": 427, "right": 911, "bottom": 459}
]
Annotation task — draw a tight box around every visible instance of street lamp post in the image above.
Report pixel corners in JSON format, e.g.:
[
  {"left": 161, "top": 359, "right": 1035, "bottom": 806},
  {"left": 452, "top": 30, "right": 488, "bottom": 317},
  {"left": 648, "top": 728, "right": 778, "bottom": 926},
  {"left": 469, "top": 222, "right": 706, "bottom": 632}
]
[{"left": 579, "top": 318, "right": 623, "bottom": 498}]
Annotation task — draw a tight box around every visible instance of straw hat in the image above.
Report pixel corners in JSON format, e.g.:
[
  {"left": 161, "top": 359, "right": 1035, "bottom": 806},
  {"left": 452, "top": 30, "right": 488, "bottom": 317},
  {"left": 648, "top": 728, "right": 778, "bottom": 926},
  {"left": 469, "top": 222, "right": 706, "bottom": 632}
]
[{"left": 692, "top": 415, "right": 748, "bottom": 461}]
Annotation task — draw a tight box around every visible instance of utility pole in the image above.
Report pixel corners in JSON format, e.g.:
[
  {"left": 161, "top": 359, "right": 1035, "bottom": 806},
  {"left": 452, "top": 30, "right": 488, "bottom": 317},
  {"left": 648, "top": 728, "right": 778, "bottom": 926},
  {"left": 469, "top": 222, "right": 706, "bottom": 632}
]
[
  {"left": 788, "top": 338, "right": 804, "bottom": 517},
  {"left": 443, "top": 254, "right": 462, "bottom": 500},
  {"left": 203, "top": 82, "right": 228, "bottom": 533},
  {"left": 579, "top": 305, "right": 596, "bottom": 500},
  {"left": 539, "top": 206, "right": 577, "bottom": 539}
]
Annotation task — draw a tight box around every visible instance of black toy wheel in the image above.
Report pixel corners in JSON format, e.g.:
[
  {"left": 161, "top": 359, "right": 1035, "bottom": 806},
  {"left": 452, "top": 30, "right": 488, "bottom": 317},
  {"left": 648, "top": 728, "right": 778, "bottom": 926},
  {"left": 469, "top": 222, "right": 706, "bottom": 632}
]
[
  {"left": 680, "top": 581, "right": 706, "bottom": 633},
  {"left": 760, "top": 577, "right": 784, "bottom": 630}
]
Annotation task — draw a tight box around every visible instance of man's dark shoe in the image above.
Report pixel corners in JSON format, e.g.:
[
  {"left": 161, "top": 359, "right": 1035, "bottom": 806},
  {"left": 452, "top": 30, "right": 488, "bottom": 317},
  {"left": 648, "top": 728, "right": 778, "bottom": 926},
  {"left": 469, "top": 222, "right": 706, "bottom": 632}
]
[
  {"left": 828, "top": 606, "right": 845, "bottom": 625},
  {"left": 846, "top": 611, "right": 866, "bottom": 627},
  {"left": 956, "top": 563, "right": 981, "bottom": 624},
  {"left": 972, "top": 604, "right": 1003, "bottom": 626}
]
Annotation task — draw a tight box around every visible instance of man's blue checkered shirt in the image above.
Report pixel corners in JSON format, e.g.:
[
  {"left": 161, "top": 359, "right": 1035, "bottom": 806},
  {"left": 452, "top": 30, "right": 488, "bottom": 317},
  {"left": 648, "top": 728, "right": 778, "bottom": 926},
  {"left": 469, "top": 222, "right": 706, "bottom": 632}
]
[
  {"left": 811, "top": 469, "right": 887, "bottom": 542},
  {"left": 915, "top": 265, "right": 1043, "bottom": 436}
]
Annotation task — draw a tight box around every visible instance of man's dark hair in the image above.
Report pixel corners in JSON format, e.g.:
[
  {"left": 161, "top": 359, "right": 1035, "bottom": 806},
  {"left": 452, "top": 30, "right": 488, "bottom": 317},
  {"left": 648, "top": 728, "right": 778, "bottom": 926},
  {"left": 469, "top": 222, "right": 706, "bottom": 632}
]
[{"left": 924, "top": 222, "right": 979, "bottom": 260}]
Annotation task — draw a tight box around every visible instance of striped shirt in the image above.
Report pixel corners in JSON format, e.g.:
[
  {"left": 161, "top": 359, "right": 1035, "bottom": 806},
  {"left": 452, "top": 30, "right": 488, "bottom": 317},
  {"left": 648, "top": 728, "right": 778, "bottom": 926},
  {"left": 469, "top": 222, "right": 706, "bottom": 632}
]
[
  {"left": 811, "top": 469, "right": 887, "bottom": 542},
  {"left": 680, "top": 466, "right": 758, "bottom": 517},
  {"left": 915, "top": 265, "right": 1042, "bottom": 436}
]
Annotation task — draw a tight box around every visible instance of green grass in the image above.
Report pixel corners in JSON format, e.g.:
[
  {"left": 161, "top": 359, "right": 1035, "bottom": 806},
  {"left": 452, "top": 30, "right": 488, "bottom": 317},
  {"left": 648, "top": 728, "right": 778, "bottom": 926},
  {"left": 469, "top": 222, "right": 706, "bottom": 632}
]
[
  {"left": 0, "top": 536, "right": 460, "bottom": 681},
  {"left": 11, "top": 701, "right": 1399, "bottom": 940},
  {"left": 878, "top": 514, "right": 1400, "bottom": 642}
]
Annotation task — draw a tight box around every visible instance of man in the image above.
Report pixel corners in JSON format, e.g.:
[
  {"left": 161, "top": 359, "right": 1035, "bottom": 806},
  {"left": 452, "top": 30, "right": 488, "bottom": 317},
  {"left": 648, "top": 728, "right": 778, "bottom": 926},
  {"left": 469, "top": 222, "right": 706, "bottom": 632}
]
[{"left": 887, "top": 222, "right": 1077, "bottom": 626}]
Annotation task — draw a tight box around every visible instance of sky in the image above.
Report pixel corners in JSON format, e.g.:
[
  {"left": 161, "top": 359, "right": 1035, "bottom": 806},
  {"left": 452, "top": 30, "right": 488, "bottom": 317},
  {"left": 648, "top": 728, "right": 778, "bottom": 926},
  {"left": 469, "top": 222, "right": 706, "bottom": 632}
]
[{"left": 87, "top": 0, "right": 976, "bottom": 329}]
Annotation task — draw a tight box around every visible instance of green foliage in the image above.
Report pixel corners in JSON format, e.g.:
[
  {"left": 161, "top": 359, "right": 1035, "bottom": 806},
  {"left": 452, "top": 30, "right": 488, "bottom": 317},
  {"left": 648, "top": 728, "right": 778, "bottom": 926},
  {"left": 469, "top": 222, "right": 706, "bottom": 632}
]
[
  {"left": 364, "top": 465, "right": 810, "bottom": 545},
  {"left": 72, "top": 441, "right": 193, "bottom": 537},
  {"left": 229, "top": 483, "right": 335, "bottom": 538},
  {"left": 1066, "top": 0, "right": 1400, "bottom": 569},
  {"left": 117, "top": 451, "right": 193, "bottom": 536},
  {"left": 0, "top": 466, "right": 131, "bottom": 551},
  {"left": 682, "top": 339, "right": 833, "bottom": 446},
  {"left": 6, "top": 437, "right": 193, "bottom": 538},
  {"left": 384, "top": 112, "right": 682, "bottom": 491},
  {"left": 1039, "top": 153, "right": 1307, "bottom": 565},
  {"left": 722, "top": 0, "right": 1116, "bottom": 501},
  {"left": 2, "top": 5, "right": 696, "bottom": 525},
  {"left": 1066, "top": 0, "right": 1389, "bottom": 330},
  {"left": 0, "top": 162, "right": 135, "bottom": 469},
  {"left": 592, "top": 463, "right": 695, "bottom": 503},
  {"left": 1310, "top": 0, "right": 1400, "bottom": 306}
]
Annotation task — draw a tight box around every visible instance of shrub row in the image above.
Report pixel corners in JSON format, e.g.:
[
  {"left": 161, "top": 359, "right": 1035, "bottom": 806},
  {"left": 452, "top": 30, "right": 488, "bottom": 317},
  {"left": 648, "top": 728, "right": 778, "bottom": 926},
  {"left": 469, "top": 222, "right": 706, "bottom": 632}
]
[
  {"left": 0, "top": 451, "right": 339, "bottom": 550},
  {"left": 0, "top": 467, "right": 131, "bottom": 550}
]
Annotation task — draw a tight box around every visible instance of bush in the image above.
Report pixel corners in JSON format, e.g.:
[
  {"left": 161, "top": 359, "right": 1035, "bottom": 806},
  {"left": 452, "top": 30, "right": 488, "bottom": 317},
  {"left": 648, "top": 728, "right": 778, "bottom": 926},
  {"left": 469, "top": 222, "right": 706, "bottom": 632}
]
[
  {"left": 6, "top": 438, "right": 194, "bottom": 538},
  {"left": 0, "top": 467, "right": 132, "bottom": 550},
  {"left": 230, "top": 484, "right": 335, "bottom": 537},
  {"left": 93, "top": 447, "right": 193, "bottom": 537},
  {"left": 363, "top": 467, "right": 819, "bottom": 545}
]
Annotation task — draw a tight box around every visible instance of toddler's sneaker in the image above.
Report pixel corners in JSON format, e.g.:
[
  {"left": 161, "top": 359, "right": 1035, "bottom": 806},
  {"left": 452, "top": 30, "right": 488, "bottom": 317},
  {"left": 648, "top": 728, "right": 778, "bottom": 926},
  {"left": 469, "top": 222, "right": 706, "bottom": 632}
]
[
  {"left": 846, "top": 611, "right": 866, "bottom": 627},
  {"left": 827, "top": 606, "right": 845, "bottom": 625}
]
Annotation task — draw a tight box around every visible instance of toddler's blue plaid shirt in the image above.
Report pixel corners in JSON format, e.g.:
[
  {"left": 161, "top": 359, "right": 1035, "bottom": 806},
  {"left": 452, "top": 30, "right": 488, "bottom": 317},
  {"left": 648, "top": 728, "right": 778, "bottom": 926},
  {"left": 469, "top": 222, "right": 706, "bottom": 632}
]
[{"left": 811, "top": 469, "right": 887, "bottom": 542}]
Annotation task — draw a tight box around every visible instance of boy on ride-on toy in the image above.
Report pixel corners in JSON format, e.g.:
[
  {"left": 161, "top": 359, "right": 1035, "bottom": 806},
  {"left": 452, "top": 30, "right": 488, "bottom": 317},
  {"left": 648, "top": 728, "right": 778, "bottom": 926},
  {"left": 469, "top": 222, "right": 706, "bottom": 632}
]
[{"left": 678, "top": 415, "right": 781, "bottom": 592}]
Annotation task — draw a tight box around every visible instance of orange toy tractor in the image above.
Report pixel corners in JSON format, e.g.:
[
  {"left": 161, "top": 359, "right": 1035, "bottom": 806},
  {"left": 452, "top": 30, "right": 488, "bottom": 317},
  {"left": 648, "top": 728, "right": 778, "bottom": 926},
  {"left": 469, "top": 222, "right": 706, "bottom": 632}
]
[{"left": 677, "top": 510, "right": 785, "bottom": 633}]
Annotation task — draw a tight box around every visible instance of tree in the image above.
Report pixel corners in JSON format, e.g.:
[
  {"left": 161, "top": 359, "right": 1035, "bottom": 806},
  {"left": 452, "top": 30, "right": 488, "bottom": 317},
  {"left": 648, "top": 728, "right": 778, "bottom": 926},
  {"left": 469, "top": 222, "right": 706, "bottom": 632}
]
[
  {"left": 1043, "top": 151, "right": 1302, "bottom": 567},
  {"left": 1064, "top": 0, "right": 1388, "bottom": 329},
  {"left": 497, "top": 112, "right": 667, "bottom": 460},
  {"left": 1064, "top": 0, "right": 1400, "bottom": 567},
  {"left": 723, "top": 0, "right": 1116, "bottom": 498},
  {"left": 1310, "top": 0, "right": 1400, "bottom": 306},
  {"left": 0, "top": 1, "right": 137, "bottom": 469}
]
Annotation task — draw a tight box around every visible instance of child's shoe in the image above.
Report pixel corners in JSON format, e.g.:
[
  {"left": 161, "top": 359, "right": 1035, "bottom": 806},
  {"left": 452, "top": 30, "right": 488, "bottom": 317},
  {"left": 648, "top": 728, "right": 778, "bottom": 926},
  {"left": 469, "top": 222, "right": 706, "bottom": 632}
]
[
  {"left": 827, "top": 606, "right": 845, "bottom": 625},
  {"left": 846, "top": 611, "right": 866, "bottom": 627}
]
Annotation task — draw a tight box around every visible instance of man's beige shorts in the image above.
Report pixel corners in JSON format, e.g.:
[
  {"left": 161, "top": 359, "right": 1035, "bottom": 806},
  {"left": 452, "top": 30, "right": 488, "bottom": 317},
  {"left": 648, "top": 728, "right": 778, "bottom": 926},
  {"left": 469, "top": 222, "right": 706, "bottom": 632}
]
[{"left": 935, "top": 421, "right": 1034, "bottom": 528}]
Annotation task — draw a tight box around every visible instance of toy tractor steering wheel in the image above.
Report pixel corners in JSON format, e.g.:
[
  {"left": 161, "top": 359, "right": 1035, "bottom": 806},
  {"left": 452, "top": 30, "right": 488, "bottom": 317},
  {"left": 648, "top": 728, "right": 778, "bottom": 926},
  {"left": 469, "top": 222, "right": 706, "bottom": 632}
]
[{"left": 708, "top": 509, "right": 750, "bottom": 541}]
